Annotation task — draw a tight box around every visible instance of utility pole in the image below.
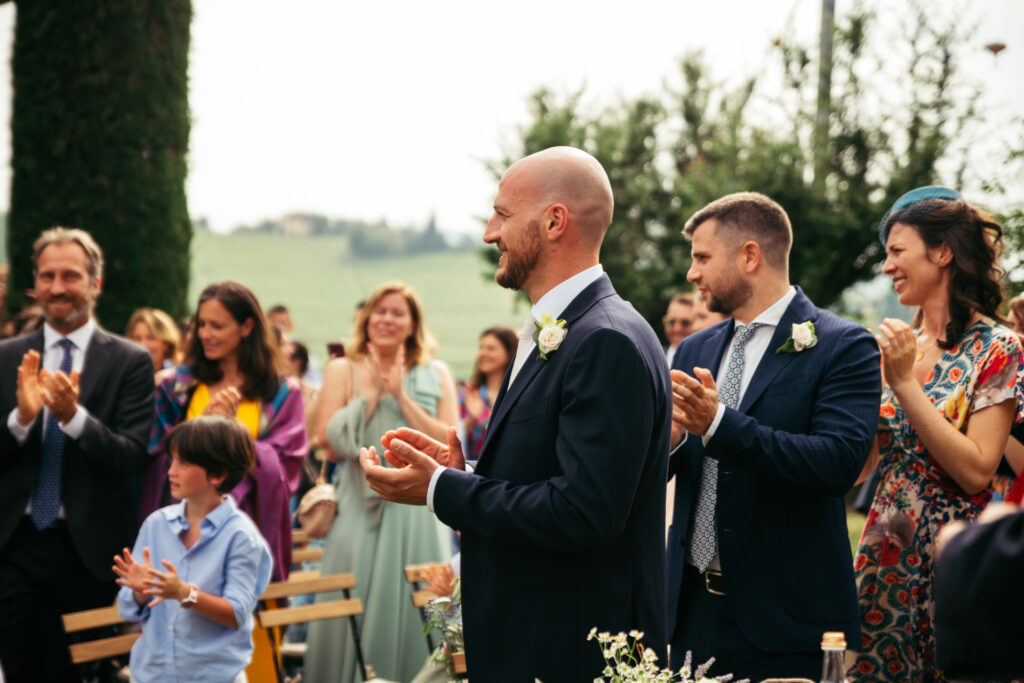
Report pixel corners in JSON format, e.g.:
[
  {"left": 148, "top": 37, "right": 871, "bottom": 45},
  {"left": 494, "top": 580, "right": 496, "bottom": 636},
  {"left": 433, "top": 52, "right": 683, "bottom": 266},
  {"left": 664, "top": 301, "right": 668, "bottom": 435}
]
[{"left": 813, "top": 0, "right": 835, "bottom": 192}]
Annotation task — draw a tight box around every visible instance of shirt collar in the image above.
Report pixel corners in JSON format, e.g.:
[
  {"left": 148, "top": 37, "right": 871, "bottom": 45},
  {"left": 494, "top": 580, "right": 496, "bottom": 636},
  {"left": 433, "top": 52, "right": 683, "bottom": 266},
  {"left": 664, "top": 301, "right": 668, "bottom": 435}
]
[
  {"left": 43, "top": 317, "right": 96, "bottom": 353},
  {"left": 530, "top": 264, "right": 604, "bottom": 322},
  {"left": 747, "top": 286, "right": 797, "bottom": 329},
  {"left": 162, "top": 495, "right": 237, "bottom": 534}
]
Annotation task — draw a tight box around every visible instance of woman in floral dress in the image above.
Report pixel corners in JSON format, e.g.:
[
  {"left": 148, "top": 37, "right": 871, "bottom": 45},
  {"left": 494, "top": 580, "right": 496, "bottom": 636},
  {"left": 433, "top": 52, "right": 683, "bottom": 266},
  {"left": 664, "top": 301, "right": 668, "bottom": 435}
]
[{"left": 852, "top": 187, "right": 1024, "bottom": 681}]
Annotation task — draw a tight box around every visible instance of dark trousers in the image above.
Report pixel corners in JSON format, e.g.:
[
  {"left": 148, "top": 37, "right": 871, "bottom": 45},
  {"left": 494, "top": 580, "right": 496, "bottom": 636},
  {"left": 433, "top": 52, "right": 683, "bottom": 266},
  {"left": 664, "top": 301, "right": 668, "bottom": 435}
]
[
  {"left": 0, "top": 517, "right": 117, "bottom": 683},
  {"left": 670, "top": 564, "right": 820, "bottom": 682}
]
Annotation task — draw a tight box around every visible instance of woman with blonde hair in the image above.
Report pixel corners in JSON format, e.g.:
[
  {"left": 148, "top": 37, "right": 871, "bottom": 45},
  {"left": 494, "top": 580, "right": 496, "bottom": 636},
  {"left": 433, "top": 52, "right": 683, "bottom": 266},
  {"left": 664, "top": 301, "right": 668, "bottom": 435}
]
[
  {"left": 126, "top": 307, "right": 182, "bottom": 376},
  {"left": 305, "top": 281, "right": 457, "bottom": 683}
]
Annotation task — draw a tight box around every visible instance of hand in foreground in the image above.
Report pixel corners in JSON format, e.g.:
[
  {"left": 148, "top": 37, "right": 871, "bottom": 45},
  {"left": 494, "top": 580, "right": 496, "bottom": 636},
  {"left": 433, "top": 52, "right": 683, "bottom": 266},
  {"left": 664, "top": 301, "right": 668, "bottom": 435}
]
[
  {"left": 15, "top": 350, "right": 44, "bottom": 425},
  {"left": 39, "top": 369, "right": 81, "bottom": 423},
  {"left": 113, "top": 547, "right": 156, "bottom": 604},
  {"left": 359, "top": 427, "right": 465, "bottom": 505},
  {"left": 670, "top": 367, "right": 719, "bottom": 441},
  {"left": 142, "top": 559, "right": 189, "bottom": 606},
  {"left": 874, "top": 318, "right": 917, "bottom": 390},
  {"left": 204, "top": 386, "right": 242, "bottom": 417},
  {"left": 382, "top": 426, "right": 466, "bottom": 471}
]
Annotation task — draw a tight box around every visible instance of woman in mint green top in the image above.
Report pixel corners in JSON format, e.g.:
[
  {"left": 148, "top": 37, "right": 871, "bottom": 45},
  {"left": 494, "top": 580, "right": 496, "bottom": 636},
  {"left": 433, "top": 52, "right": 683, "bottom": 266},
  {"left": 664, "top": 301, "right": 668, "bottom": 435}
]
[{"left": 304, "top": 282, "right": 458, "bottom": 683}]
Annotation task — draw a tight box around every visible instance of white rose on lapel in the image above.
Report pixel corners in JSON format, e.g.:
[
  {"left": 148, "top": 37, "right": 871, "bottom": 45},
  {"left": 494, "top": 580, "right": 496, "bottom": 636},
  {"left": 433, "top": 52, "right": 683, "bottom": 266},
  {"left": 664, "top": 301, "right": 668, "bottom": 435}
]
[
  {"left": 776, "top": 321, "right": 817, "bottom": 354},
  {"left": 533, "top": 313, "right": 568, "bottom": 360}
]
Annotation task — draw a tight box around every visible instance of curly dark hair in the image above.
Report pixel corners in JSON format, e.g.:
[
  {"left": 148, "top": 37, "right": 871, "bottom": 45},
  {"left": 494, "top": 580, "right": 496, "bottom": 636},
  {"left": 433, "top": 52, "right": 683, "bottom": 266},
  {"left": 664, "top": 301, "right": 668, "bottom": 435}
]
[
  {"left": 186, "top": 281, "right": 287, "bottom": 401},
  {"left": 883, "top": 198, "right": 1006, "bottom": 350}
]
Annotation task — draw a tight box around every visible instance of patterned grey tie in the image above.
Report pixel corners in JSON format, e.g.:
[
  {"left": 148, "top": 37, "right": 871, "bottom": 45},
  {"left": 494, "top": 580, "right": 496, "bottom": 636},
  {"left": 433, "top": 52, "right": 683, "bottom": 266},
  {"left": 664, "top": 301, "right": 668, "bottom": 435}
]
[
  {"left": 507, "top": 314, "right": 536, "bottom": 386},
  {"left": 30, "top": 338, "right": 75, "bottom": 530},
  {"left": 688, "top": 322, "right": 763, "bottom": 571}
]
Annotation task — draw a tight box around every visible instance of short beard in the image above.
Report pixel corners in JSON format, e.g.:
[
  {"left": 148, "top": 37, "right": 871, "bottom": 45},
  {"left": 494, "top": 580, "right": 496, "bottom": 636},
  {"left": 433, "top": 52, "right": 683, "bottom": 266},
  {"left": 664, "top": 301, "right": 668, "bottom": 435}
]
[
  {"left": 706, "top": 271, "right": 752, "bottom": 316},
  {"left": 42, "top": 295, "right": 93, "bottom": 332},
  {"left": 495, "top": 219, "right": 542, "bottom": 291}
]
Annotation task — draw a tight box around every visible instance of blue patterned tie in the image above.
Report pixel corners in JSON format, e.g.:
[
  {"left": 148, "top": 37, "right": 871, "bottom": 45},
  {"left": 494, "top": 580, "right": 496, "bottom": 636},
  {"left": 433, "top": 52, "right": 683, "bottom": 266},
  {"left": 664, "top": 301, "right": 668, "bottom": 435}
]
[
  {"left": 30, "top": 338, "right": 75, "bottom": 530},
  {"left": 689, "top": 322, "right": 763, "bottom": 571}
]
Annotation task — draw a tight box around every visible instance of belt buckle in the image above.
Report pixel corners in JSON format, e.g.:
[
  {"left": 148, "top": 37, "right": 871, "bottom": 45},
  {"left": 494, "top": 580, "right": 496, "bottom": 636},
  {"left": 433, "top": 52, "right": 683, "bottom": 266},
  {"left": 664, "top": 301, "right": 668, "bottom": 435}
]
[{"left": 704, "top": 569, "right": 726, "bottom": 596}]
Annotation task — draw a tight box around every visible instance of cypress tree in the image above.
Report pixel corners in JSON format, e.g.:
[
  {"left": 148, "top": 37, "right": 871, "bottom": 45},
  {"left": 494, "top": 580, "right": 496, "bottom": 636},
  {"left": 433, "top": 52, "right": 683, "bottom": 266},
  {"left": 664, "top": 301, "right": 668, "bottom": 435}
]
[{"left": 5, "top": 1, "right": 192, "bottom": 328}]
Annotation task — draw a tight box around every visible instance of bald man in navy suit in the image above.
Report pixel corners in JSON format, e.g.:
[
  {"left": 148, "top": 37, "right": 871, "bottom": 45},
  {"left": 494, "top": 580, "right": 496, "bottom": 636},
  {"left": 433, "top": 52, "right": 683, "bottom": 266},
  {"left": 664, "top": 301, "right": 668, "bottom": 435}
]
[{"left": 360, "top": 147, "right": 671, "bottom": 682}]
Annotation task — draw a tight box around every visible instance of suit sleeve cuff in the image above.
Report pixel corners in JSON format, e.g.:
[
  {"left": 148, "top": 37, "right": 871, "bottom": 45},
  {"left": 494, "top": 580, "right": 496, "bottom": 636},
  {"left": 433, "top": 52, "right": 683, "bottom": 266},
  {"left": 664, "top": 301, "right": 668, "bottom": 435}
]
[
  {"left": 60, "top": 406, "right": 89, "bottom": 440},
  {"left": 7, "top": 408, "right": 34, "bottom": 443},
  {"left": 701, "top": 403, "right": 726, "bottom": 447}
]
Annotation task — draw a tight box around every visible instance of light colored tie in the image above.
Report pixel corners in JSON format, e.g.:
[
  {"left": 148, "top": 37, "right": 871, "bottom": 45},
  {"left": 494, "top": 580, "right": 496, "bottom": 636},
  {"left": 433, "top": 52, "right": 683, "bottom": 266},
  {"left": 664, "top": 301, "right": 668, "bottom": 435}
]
[
  {"left": 688, "top": 322, "right": 763, "bottom": 571},
  {"left": 507, "top": 314, "right": 536, "bottom": 386}
]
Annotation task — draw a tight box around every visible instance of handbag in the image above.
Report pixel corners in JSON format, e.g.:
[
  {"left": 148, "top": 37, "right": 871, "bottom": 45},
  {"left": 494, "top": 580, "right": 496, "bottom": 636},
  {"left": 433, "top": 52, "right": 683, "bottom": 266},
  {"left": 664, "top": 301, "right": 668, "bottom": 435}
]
[{"left": 295, "top": 451, "right": 337, "bottom": 539}]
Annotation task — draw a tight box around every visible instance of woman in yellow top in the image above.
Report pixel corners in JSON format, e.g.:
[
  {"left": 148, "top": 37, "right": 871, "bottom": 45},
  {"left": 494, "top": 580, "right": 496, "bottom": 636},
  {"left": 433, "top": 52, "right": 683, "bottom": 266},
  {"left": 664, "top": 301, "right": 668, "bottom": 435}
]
[
  {"left": 137, "top": 282, "right": 308, "bottom": 683},
  {"left": 138, "top": 281, "right": 308, "bottom": 580}
]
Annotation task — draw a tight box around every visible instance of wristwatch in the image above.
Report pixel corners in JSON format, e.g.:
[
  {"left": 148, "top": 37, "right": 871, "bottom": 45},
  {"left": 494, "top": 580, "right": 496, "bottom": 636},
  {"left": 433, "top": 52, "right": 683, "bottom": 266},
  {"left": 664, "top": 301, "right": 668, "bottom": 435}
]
[{"left": 180, "top": 583, "right": 198, "bottom": 608}]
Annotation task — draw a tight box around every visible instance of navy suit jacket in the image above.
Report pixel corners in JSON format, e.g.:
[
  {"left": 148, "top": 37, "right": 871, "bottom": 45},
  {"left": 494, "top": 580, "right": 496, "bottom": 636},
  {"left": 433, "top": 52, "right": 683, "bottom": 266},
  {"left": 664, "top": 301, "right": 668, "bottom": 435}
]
[
  {"left": 935, "top": 509, "right": 1024, "bottom": 678},
  {"left": 667, "top": 287, "right": 880, "bottom": 653},
  {"left": 434, "top": 275, "right": 672, "bottom": 682},
  {"left": 0, "top": 327, "right": 154, "bottom": 580}
]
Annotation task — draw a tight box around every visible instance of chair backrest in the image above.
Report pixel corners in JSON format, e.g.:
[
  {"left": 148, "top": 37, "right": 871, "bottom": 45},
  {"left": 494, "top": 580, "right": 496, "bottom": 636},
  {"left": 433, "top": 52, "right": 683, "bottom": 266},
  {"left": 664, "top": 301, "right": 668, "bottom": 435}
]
[
  {"left": 257, "top": 572, "right": 368, "bottom": 681},
  {"left": 61, "top": 604, "right": 141, "bottom": 665},
  {"left": 291, "top": 546, "right": 324, "bottom": 564},
  {"left": 403, "top": 564, "right": 441, "bottom": 654},
  {"left": 291, "top": 528, "right": 310, "bottom": 547}
]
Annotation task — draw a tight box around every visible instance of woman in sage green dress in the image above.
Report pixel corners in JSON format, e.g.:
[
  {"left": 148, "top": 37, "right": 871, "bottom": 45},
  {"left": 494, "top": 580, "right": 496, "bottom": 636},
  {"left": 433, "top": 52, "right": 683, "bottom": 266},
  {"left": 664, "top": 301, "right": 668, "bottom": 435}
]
[{"left": 304, "top": 281, "right": 458, "bottom": 683}]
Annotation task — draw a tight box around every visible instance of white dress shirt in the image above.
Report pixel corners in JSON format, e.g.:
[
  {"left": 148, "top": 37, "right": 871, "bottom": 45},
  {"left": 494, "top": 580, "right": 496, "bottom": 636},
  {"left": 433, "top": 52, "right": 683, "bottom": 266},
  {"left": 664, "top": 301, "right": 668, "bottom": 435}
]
[
  {"left": 7, "top": 319, "right": 96, "bottom": 518},
  {"left": 702, "top": 286, "right": 797, "bottom": 443},
  {"left": 426, "top": 265, "right": 606, "bottom": 512}
]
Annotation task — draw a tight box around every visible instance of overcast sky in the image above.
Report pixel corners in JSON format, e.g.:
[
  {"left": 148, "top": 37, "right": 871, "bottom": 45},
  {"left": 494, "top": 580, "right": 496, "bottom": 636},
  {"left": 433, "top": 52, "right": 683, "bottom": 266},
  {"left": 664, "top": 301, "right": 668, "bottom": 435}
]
[{"left": 0, "top": 0, "right": 1019, "bottom": 235}]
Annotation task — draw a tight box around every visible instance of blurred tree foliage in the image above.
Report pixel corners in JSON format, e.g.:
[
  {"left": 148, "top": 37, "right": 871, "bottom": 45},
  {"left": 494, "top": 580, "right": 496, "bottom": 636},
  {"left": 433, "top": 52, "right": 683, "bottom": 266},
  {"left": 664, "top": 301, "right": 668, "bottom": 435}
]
[
  {"left": 484, "top": 4, "right": 1023, "bottom": 335},
  {"left": 4, "top": 1, "right": 192, "bottom": 329}
]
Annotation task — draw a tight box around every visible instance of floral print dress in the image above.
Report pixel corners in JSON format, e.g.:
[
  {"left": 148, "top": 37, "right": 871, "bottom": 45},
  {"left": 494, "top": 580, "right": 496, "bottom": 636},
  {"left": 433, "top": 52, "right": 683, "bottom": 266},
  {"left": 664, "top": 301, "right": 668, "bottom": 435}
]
[{"left": 851, "top": 319, "right": 1024, "bottom": 681}]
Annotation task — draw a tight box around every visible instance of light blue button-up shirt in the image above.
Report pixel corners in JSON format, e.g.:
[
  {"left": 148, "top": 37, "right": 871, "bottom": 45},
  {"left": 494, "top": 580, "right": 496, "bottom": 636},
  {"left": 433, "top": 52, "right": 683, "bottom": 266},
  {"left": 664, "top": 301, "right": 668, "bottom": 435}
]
[{"left": 117, "top": 496, "right": 273, "bottom": 683}]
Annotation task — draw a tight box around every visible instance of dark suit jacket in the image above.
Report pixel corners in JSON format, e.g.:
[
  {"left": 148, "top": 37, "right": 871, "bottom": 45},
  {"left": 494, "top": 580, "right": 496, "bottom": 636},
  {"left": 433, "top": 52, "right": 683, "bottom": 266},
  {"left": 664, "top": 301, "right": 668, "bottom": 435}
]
[
  {"left": 434, "top": 275, "right": 672, "bottom": 682},
  {"left": 0, "top": 327, "right": 154, "bottom": 580},
  {"left": 667, "top": 288, "right": 880, "bottom": 653},
  {"left": 935, "top": 509, "right": 1024, "bottom": 678}
]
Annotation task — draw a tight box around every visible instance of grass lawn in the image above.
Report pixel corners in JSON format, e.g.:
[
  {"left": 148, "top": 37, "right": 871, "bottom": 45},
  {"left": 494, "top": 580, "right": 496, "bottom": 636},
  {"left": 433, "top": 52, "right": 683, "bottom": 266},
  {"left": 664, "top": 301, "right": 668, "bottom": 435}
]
[
  {"left": 848, "top": 509, "right": 866, "bottom": 556},
  {"left": 190, "top": 231, "right": 527, "bottom": 380}
]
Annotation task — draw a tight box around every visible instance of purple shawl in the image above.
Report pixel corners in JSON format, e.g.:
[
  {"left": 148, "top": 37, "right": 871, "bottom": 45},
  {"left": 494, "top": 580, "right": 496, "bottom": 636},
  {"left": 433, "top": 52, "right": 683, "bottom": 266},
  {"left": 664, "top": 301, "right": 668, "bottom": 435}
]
[{"left": 137, "top": 365, "right": 308, "bottom": 580}]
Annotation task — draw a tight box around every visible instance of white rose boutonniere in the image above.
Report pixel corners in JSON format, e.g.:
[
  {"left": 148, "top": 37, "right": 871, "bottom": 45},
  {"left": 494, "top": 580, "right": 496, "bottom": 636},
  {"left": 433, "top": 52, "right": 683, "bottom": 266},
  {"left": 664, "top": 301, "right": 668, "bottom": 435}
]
[
  {"left": 533, "top": 313, "right": 568, "bottom": 360},
  {"left": 776, "top": 321, "right": 817, "bottom": 354}
]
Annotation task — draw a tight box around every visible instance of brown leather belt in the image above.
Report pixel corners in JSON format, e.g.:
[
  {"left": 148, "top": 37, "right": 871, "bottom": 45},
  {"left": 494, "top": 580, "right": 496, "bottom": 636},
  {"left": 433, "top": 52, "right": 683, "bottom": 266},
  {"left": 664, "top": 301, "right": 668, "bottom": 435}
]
[{"left": 704, "top": 569, "right": 726, "bottom": 596}]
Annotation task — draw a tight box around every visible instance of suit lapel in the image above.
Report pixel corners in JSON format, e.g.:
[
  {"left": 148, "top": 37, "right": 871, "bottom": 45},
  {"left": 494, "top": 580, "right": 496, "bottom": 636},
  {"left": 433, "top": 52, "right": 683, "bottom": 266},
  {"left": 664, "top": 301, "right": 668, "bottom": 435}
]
[
  {"left": 696, "top": 320, "right": 734, "bottom": 379},
  {"left": 477, "top": 275, "right": 616, "bottom": 462},
  {"left": 739, "top": 289, "right": 818, "bottom": 412},
  {"left": 78, "top": 327, "right": 112, "bottom": 407}
]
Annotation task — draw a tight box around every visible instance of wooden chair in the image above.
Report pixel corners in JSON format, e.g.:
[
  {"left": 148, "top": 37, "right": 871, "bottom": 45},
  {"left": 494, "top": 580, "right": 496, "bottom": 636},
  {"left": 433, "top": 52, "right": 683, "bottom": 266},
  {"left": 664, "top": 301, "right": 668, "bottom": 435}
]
[
  {"left": 61, "top": 603, "right": 140, "bottom": 665},
  {"left": 404, "top": 563, "right": 439, "bottom": 651},
  {"left": 292, "top": 546, "right": 324, "bottom": 564},
  {"left": 257, "top": 572, "right": 369, "bottom": 682}
]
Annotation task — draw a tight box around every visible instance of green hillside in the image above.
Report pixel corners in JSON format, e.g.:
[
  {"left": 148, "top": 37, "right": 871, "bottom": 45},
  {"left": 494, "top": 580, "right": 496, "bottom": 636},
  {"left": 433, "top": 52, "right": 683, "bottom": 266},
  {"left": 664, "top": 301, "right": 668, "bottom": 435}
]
[{"left": 190, "top": 230, "right": 526, "bottom": 380}]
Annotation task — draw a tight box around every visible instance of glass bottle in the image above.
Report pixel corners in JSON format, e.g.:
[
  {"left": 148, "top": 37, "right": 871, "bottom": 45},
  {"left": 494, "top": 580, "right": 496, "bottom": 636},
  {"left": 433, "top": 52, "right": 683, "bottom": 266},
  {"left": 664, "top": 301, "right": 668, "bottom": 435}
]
[{"left": 820, "top": 631, "right": 847, "bottom": 683}]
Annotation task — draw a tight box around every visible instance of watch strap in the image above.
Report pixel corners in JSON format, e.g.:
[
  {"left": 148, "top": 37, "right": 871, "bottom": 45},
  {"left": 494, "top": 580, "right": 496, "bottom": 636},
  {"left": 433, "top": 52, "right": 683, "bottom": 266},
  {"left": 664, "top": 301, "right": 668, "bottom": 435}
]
[{"left": 180, "top": 583, "right": 199, "bottom": 608}]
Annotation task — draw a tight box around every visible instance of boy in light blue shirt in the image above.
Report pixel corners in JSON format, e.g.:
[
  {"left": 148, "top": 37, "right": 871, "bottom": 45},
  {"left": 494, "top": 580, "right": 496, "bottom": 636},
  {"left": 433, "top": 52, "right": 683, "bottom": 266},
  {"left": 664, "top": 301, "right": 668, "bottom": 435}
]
[{"left": 115, "top": 416, "right": 273, "bottom": 683}]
